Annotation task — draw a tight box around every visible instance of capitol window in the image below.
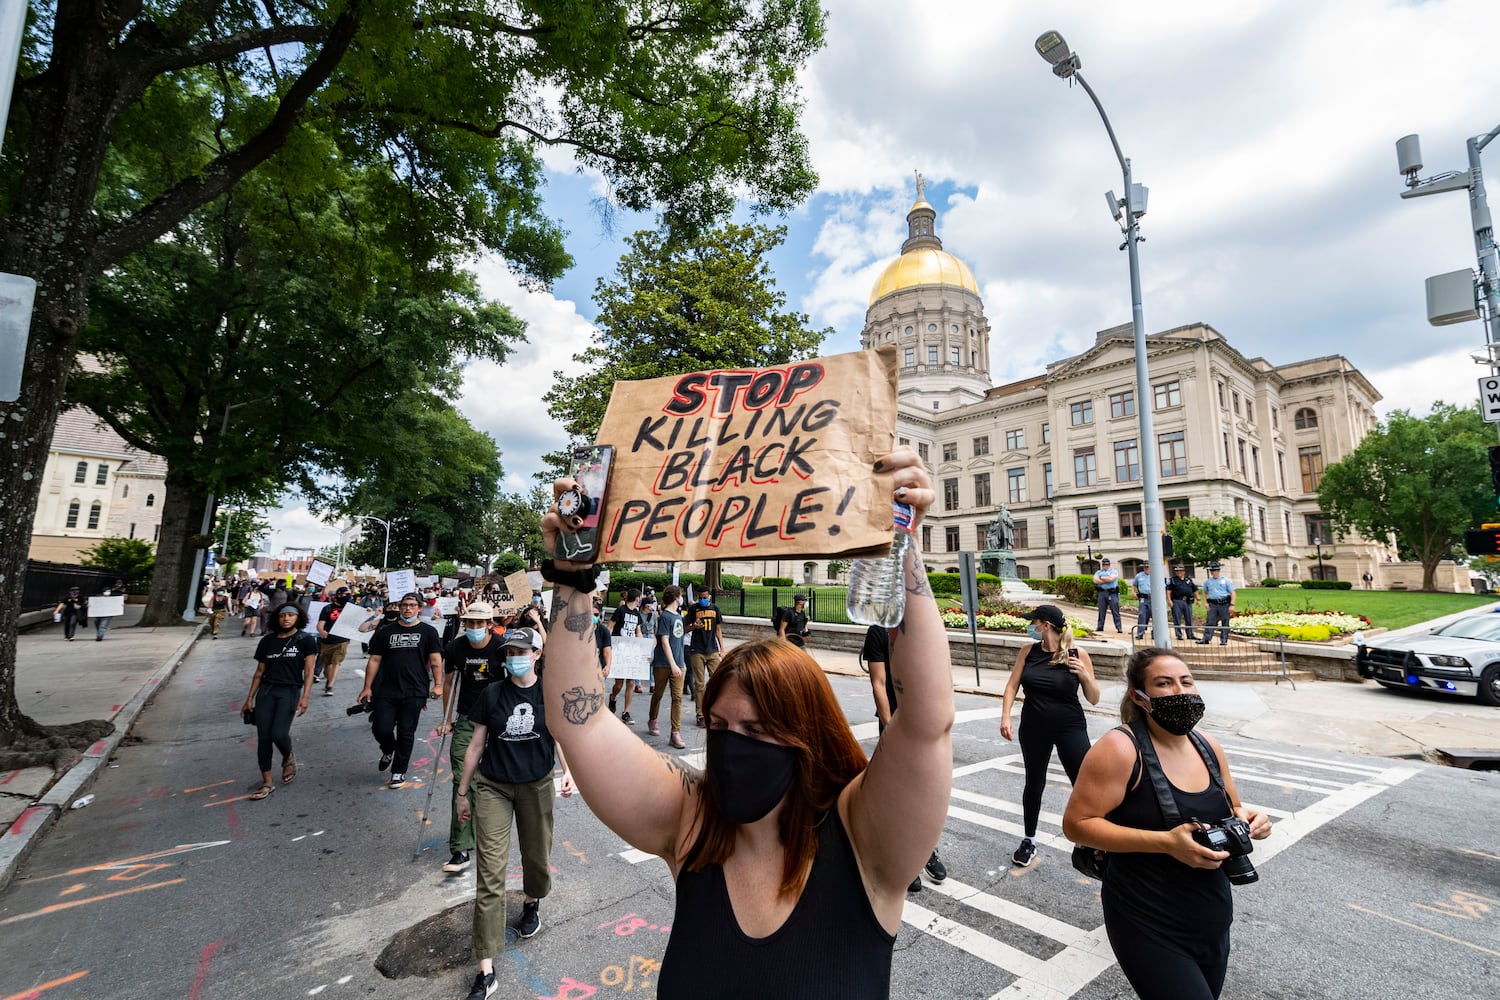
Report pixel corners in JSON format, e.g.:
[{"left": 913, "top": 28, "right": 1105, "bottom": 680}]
[
  {"left": 905, "top": 325, "right": 913, "bottom": 335},
  {"left": 950, "top": 346, "right": 960, "bottom": 365},
  {"left": 951, "top": 324, "right": 959, "bottom": 334},
  {"left": 904, "top": 347, "right": 914, "bottom": 367},
  {"left": 1294, "top": 407, "right": 1318, "bottom": 430},
  {"left": 928, "top": 345, "right": 938, "bottom": 364},
  {"left": 928, "top": 323, "right": 937, "bottom": 332}
]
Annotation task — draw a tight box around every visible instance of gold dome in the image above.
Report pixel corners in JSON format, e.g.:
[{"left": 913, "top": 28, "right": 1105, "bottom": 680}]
[{"left": 869, "top": 247, "right": 980, "bottom": 305}]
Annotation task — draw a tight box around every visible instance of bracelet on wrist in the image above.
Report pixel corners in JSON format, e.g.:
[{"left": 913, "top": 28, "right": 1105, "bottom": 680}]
[{"left": 540, "top": 559, "right": 599, "bottom": 593}]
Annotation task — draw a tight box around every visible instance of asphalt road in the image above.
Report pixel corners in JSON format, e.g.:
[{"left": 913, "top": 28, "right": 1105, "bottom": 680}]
[{"left": 0, "top": 636, "right": 1496, "bottom": 1000}]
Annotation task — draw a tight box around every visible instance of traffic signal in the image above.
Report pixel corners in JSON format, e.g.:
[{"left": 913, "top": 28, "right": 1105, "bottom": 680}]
[
  {"left": 1161, "top": 532, "right": 1175, "bottom": 558},
  {"left": 1489, "top": 445, "right": 1500, "bottom": 494},
  {"left": 1465, "top": 526, "right": 1500, "bottom": 555}
]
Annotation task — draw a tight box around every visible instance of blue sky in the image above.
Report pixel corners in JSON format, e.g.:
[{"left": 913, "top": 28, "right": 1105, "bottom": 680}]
[{"left": 264, "top": 0, "right": 1500, "bottom": 553}]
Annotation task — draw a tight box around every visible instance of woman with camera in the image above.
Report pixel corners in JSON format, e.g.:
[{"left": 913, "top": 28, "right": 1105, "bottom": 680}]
[
  {"left": 240, "top": 603, "right": 319, "bottom": 800},
  {"left": 998, "top": 603, "right": 1100, "bottom": 868},
  {"left": 537, "top": 448, "right": 954, "bottom": 998},
  {"left": 1062, "top": 648, "right": 1272, "bottom": 1000}
]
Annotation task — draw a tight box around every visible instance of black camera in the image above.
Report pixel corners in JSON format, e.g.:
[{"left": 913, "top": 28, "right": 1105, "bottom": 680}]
[
  {"left": 1192, "top": 816, "right": 1258, "bottom": 885},
  {"left": 346, "top": 701, "right": 373, "bottom": 717}
]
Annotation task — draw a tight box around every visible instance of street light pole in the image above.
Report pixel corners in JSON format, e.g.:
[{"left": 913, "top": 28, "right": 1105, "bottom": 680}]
[
  {"left": 354, "top": 515, "right": 392, "bottom": 571},
  {"left": 1037, "top": 31, "right": 1171, "bottom": 646}
]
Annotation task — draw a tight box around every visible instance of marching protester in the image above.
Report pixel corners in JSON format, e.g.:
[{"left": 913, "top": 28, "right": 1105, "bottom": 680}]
[
  {"left": 862, "top": 622, "right": 947, "bottom": 892},
  {"left": 240, "top": 604, "right": 319, "bottom": 800},
  {"left": 315, "top": 586, "right": 353, "bottom": 697},
  {"left": 1063, "top": 648, "right": 1272, "bottom": 1000},
  {"left": 358, "top": 592, "right": 445, "bottom": 788},
  {"left": 999, "top": 604, "right": 1100, "bottom": 868},
  {"left": 440, "top": 601, "right": 505, "bottom": 875},
  {"left": 93, "top": 580, "right": 124, "bottom": 641},
  {"left": 54, "top": 586, "right": 87, "bottom": 641},
  {"left": 685, "top": 586, "right": 723, "bottom": 722},
  {"left": 777, "top": 593, "right": 812, "bottom": 647},
  {"left": 455, "top": 626, "right": 574, "bottom": 1000},
  {"left": 537, "top": 448, "right": 954, "bottom": 997},
  {"left": 646, "top": 585, "right": 687, "bottom": 749},
  {"left": 208, "top": 584, "right": 234, "bottom": 639},
  {"left": 608, "top": 587, "right": 644, "bottom": 723},
  {"left": 240, "top": 582, "right": 264, "bottom": 638}
]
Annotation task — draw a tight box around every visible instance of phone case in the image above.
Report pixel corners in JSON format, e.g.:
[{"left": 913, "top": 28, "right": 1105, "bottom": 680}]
[{"left": 556, "top": 444, "right": 614, "bottom": 562}]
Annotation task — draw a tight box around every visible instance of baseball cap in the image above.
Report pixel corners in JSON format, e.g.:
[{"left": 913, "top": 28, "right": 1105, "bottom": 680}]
[
  {"left": 501, "top": 627, "right": 543, "bottom": 650},
  {"left": 462, "top": 601, "right": 495, "bottom": 620},
  {"left": 1100, "top": 558, "right": 1111, "bottom": 565},
  {"left": 793, "top": 593, "right": 807, "bottom": 603},
  {"left": 1208, "top": 562, "right": 1222, "bottom": 570},
  {"left": 1021, "top": 604, "right": 1067, "bottom": 630}
]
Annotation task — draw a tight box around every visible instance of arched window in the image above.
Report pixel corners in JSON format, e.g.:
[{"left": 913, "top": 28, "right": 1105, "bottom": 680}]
[
  {"left": 74, "top": 461, "right": 87, "bottom": 483},
  {"left": 65, "top": 500, "right": 80, "bottom": 528},
  {"left": 145, "top": 493, "right": 155, "bottom": 508},
  {"left": 1294, "top": 407, "right": 1318, "bottom": 430},
  {"left": 122, "top": 484, "right": 129, "bottom": 498},
  {"left": 87, "top": 501, "right": 102, "bottom": 530}
]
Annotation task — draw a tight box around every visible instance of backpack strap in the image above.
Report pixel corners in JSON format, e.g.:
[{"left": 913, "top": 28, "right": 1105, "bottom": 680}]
[{"left": 1127, "top": 716, "right": 1184, "bottom": 828}]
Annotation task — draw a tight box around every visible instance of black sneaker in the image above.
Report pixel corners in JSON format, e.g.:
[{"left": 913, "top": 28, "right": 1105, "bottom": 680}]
[
  {"left": 517, "top": 899, "right": 541, "bottom": 938},
  {"left": 608, "top": 697, "right": 617, "bottom": 714},
  {"left": 907, "top": 875, "right": 922, "bottom": 893},
  {"left": 924, "top": 850, "right": 948, "bottom": 884},
  {"left": 379, "top": 751, "right": 393, "bottom": 772},
  {"left": 620, "top": 712, "right": 633, "bottom": 725},
  {"left": 465, "top": 971, "right": 497, "bottom": 999},
  {"left": 1012, "top": 839, "right": 1038, "bottom": 868},
  {"left": 389, "top": 772, "right": 406, "bottom": 787},
  {"left": 443, "top": 851, "right": 471, "bottom": 874}
]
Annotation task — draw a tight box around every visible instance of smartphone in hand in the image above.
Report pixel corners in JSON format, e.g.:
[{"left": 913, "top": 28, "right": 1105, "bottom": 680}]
[{"left": 556, "top": 444, "right": 614, "bottom": 563}]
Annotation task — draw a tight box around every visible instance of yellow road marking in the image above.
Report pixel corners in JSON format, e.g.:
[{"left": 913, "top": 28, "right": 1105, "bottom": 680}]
[
  {"left": 1, "top": 970, "right": 90, "bottom": 999},
  {"left": 1458, "top": 848, "right": 1500, "bottom": 863},
  {"left": 1347, "top": 904, "right": 1500, "bottom": 958}
]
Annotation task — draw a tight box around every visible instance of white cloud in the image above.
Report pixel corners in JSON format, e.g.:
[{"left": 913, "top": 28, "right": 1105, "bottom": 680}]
[{"left": 263, "top": 502, "right": 340, "bottom": 555}]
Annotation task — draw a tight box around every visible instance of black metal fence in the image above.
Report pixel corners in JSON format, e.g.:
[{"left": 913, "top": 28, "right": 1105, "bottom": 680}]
[{"left": 22, "top": 561, "right": 121, "bottom": 612}]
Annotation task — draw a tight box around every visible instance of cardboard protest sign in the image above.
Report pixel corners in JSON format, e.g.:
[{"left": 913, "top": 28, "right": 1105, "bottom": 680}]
[
  {"left": 435, "top": 597, "right": 460, "bottom": 616},
  {"left": 90, "top": 594, "right": 125, "bottom": 617},
  {"left": 594, "top": 348, "right": 899, "bottom": 562},
  {"left": 441, "top": 577, "right": 459, "bottom": 590},
  {"left": 329, "top": 604, "right": 375, "bottom": 640},
  {"left": 609, "top": 636, "right": 654, "bottom": 680},
  {"left": 386, "top": 569, "right": 416, "bottom": 599},
  {"left": 305, "top": 602, "right": 328, "bottom": 635},
  {"left": 503, "top": 571, "right": 533, "bottom": 606},
  {"left": 526, "top": 571, "right": 543, "bottom": 593},
  {"left": 417, "top": 575, "right": 437, "bottom": 588},
  {"left": 307, "top": 560, "right": 334, "bottom": 587}
]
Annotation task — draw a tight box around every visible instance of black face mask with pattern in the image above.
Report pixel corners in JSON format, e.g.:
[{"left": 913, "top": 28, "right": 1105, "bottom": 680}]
[{"left": 1135, "top": 691, "right": 1206, "bottom": 735}]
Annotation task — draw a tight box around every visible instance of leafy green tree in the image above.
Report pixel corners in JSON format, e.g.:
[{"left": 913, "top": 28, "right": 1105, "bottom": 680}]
[
  {"left": 478, "top": 488, "right": 550, "bottom": 571},
  {"left": 1166, "top": 514, "right": 1248, "bottom": 568},
  {"left": 432, "top": 561, "right": 461, "bottom": 580},
  {"left": 1319, "top": 403, "right": 1491, "bottom": 591},
  {"left": 212, "top": 509, "right": 271, "bottom": 571},
  {"left": 79, "top": 538, "right": 156, "bottom": 593},
  {"left": 493, "top": 552, "right": 527, "bottom": 577},
  {"left": 0, "top": 0, "right": 825, "bottom": 757},
  {"left": 544, "top": 222, "right": 829, "bottom": 587}
]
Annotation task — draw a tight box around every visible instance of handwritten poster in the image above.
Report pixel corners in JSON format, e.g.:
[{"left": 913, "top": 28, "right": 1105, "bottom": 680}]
[
  {"left": 609, "top": 636, "right": 654, "bottom": 680},
  {"left": 329, "top": 603, "right": 375, "bottom": 640},
  {"left": 90, "top": 595, "right": 125, "bottom": 617},
  {"left": 305, "top": 601, "right": 328, "bottom": 635},
  {"left": 386, "top": 569, "right": 416, "bottom": 599},
  {"left": 594, "top": 348, "right": 899, "bottom": 562},
  {"left": 441, "top": 576, "right": 459, "bottom": 590},
  {"left": 307, "top": 560, "right": 334, "bottom": 587},
  {"left": 435, "top": 597, "right": 460, "bottom": 616},
  {"left": 504, "top": 571, "right": 534, "bottom": 606}
]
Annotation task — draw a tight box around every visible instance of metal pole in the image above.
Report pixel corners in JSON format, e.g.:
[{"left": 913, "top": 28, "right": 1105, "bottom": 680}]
[
  {"left": 1074, "top": 73, "right": 1171, "bottom": 647},
  {"left": 1467, "top": 132, "right": 1500, "bottom": 448},
  {"left": 415, "top": 672, "right": 462, "bottom": 860},
  {"left": 222, "top": 507, "right": 233, "bottom": 570}
]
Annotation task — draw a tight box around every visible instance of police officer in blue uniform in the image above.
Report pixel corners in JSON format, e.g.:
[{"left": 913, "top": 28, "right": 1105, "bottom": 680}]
[
  {"left": 1165, "top": 564, "right": 1198, "bottom": 641},
  {"left": 1131, "top": 565, "right": 1154, "bottom": 639},
  {"left": 1198, "top": 563, "right": 1236, "bottom": 645},
  {"left": 1093, "top": 559, "right": 1122, "bottom": 633}
]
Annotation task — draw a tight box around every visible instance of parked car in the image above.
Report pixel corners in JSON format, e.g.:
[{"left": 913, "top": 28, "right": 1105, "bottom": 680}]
[{"left": 1355, "top": 614, "right": 1500, "bottom": 706}]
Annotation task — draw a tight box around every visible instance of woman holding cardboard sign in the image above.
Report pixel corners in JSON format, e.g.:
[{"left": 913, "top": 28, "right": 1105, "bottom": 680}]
[{"left": 538, "top": 448, "right": 952, "bottom": 999}]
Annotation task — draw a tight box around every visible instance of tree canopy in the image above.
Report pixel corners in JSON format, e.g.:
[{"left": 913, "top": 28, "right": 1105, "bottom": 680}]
[
  {"left": 1166, "top": 514, "right": 1248, "bottom": 568},
  {"left": 212, "top": 508, "right": 272, "bottom": 570},
  {"left": 1318, "top": 403, "right": 1491, "bottom": 591}
]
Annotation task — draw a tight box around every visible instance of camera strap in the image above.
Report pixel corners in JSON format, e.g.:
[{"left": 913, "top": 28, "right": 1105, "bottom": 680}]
[{"left": 1128, "top": 717, "right": 1229, "bottom": 826}]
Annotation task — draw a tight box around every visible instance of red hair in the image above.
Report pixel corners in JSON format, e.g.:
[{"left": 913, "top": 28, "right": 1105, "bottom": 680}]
[{"left": 684, "top": 638, "right": 868, "bottom": 897}]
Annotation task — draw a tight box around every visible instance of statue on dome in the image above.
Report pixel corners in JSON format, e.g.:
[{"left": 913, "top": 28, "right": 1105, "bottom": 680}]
[{"left": 914, "top": 169, "right": 925, "bottom": 201}]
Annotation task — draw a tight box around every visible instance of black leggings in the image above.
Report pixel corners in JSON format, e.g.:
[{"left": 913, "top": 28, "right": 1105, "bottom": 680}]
[
  {"left": 1104, "top": 908, "right": 1230, "bottom": 999},
  {"left": 371, "top": 695, "right": 426, "bottom": 774},
  {"left": 254, "top": 684, "right": 300, "bottom": 773},
  {"left": 1017, "top": 716, "right": 1090, "bottom": 837}
]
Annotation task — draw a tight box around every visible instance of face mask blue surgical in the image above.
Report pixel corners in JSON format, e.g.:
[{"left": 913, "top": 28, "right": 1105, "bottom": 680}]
[
  {"left": 1026, "top": 623, "right": 1043, "bottom": 640},
  {"left": 505, "top": 655, "right": 532, "bottom": 677},
  {"left": 465, "top": 628, "right": 489, "bottom": 643},
  {"left": 400, "top": 614, "right": 419, "bottom": 625},
  {"left": 699, "top": 597, "right": 709, "bottom": 606}
]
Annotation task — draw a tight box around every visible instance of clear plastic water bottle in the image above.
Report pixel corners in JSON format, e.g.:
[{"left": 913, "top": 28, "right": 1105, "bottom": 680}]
[{"left": 846, "top": 501, "right": 916, "bottom": 627}]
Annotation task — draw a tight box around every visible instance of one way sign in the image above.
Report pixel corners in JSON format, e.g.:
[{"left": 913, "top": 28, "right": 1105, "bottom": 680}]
[{"left": 1481, "top": 376, "right": 1500, "bottom": 423}]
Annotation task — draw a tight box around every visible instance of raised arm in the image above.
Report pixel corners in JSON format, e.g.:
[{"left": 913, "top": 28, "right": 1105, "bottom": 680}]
[
  {"left": 539, "top": 486, "right": 699, "bottom": 863},
  {"left": 842, "top": 449, "right": 955, "bottom": 902}
]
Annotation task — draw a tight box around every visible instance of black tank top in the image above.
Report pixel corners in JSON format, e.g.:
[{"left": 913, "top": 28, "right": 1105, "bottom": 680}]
[
  {"left": 1101, "top": 732, "right": 1234, "bottom": 940},
  {"left": 1018, "top": 642, "right": 1086, "bottom": 729},
  {"left": 657, "top": 806, "right": 895, "bottom": 999}
]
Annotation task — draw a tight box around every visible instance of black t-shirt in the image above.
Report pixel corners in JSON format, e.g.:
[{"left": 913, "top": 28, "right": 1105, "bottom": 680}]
[
  {"left": 1018, "top": 642, "right": 1086, "bottom": 729},
  {"left": 444, "top": 635, "right": 504, "bottom": 715},
  {"left": 318, "top": 601, "right": 351, "bottom": 645},
  {"left": 612, "top": 603, "right": 642, "bottom": 637},
  {"left": 467, "top": 679, "right": 556, "bottom": 784},
  {"left": 688, "top": 603, "right": 722, "bottom": 652},
  {"left": 861, "top": 625, "right": 895, "bottom": 711},
  {"left": 595, "top": 621, "right": 612, "bottom": 669},
  {"left": 255, "top": 631, "right": 320, "bottom": 687},
  {"left": 59, "top": 596, "right": 86, "bottom": 615},
  {"left": 782, "top": 607, "right": 809, "bottom": 636},
  {"left": 369, "top": 622, "right": 444, "bottom": 699}
]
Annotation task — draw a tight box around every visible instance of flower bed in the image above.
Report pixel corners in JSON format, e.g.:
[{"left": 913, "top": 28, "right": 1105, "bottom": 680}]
[
  {"left": 940, "top": 609, "right": 1090, "bottom": 638},
  {"left": 1229, "top": 611, "right": 1367, "bottom": 639}
]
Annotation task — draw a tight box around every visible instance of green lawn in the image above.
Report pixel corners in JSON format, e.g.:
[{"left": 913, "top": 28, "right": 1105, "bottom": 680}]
[{"left": 1231, "top": 588, "right": 1496, "bottom": 630}]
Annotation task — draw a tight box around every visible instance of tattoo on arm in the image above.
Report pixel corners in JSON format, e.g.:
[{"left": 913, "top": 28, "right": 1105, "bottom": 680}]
[
  {"left": 903, "top": 554, "right": 932, "bottom": 598},
  {"left": 563, "top": 608, "right": 593, "bottom": 639},
  {"left": 660, "top": 753, "right": 702, "bottom": 794},
  {"left": 892, "top": 677, "right": 905, "bottom": 694},
  {"left": 560, "top": 685, "right": 605, "bottom": 725}
]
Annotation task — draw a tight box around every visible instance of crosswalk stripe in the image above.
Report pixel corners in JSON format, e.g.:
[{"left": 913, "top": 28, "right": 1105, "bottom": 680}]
[
  {"left": 901, "top": 899, "right": 1043, "bottom": 976},
  {"left": 1219, "top": 743, "right": 1387, "bottom": 776},
  {"left": 923, "top": 878, "right": 1093, "bottom": 947},
  {"left": 947, "top": 805, "right": 1071, "bottom": 851},
  {"left": 950, "top": 787, "right": 1063, "bottom": 828}
]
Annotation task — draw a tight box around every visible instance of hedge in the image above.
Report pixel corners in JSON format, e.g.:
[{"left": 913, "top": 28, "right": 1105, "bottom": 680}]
[
  {"left": 602, "top": 569, "right": 743, "bottom": 593},
  {"left": 1048, "top": 574, "right": 1099, "bottom": 606},
  {"left": 1261, "top": 578, "right": 1281, "bottom": 587},
  {"left": 761, "top": 576, "right": 794, "bottom": 587},
  {"left": 1022, "top": 578, "right": 1054, "bottom": 592},
  {"left": 1299, "top": 579, "right": 1353, "bottom": 590},
  {"left": 927, "top": 571, "right": 1003, "bottom": 597}
]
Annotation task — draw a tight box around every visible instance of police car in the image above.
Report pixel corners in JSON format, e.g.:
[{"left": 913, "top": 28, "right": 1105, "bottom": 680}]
[{"left": 1355, "top": 614, "right": 1500, "bottom": 706}]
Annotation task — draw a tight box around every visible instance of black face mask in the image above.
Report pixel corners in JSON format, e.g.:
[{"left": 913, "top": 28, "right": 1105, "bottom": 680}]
[
  {"left": 1136, "top": 691, "right": 1206, "bottom": 736},
  {"left": 383, "top": 610, "right": 399, "bottom": 621},
  {"left": 706, "top": 729, "right": 799, "bottom": 825}
]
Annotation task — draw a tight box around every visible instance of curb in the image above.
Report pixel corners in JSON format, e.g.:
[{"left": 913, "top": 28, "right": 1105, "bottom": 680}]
[{"left": 0, "top": 624, "right": 204, "bottom": 892}]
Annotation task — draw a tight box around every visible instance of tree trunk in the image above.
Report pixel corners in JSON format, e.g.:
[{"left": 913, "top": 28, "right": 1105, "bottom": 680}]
[
  {"left": 1421, "top": 557, "right": 1440, "bottom": 593},
  {"left": 704, "top": 560, "right": 723, "bottom": 593},
  {"left": 139, "top": 469, "right": 211, "bottom": 626}
]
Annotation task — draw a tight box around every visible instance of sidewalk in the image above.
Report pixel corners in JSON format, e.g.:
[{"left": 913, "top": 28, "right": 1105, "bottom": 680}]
[{"left": 0, "top": 604, "right": 201, "bottom": 889}]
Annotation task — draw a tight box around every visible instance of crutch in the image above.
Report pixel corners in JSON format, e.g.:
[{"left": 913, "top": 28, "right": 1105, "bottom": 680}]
[{"left": 413, "top": 671, "right": 462, "bottom": 860}]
